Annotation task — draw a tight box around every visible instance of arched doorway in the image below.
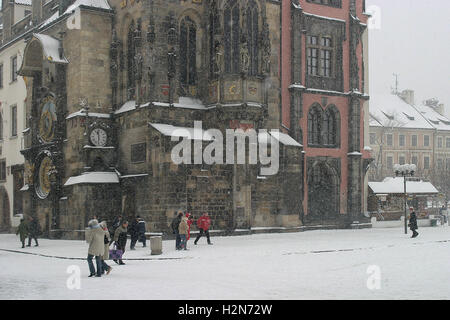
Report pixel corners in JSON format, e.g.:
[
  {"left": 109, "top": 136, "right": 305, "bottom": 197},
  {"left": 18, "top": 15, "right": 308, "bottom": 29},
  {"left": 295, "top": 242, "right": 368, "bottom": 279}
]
[
  {"left": 0, "top": 187, "right": 11, "bottom": 232},
  {"left": 307, "top": 161, "right": 339, "bottom": 224}
]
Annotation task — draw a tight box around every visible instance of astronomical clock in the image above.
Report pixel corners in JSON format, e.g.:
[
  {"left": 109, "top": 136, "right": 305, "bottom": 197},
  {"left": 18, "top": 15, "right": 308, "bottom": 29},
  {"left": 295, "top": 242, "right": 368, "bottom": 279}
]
[
  {"left": 38, "top": 96, "right": 57, "bottom": 144},
  {"left": 31, "top": 94, "right": 60, "bottom": 200}
]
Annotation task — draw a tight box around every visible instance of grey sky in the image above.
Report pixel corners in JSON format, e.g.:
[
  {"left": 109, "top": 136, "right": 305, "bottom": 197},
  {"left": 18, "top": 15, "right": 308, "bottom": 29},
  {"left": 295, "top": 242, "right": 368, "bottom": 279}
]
[{"left": 367, "top": 0, "right": 450, "bottom": 117}]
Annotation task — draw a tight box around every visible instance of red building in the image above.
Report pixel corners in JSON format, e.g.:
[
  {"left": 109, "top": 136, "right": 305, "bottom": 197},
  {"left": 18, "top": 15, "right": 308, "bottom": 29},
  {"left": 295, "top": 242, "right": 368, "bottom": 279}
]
[{"left": 282, "top": 0, "right": 373, "bottom": 225}]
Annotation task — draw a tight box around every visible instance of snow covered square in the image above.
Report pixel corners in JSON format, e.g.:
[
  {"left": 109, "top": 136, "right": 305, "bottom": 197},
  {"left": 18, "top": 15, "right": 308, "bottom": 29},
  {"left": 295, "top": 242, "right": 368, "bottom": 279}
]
[{"left": 1, "top": 227, "right": 450, "bottom": 300}]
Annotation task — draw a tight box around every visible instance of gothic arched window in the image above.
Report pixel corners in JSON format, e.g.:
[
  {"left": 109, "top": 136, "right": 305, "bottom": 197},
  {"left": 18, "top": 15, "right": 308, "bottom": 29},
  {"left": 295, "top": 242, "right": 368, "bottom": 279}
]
[
  {"left": 308, "top": 105, "right": 322, "bottom": 146},
  {"left": 224, "top": 0, "right": 240, "bottom": 74},
  {"left": 323, "top": 106, "right": 339, "bottom": 146},
  {"left": 246, "top": 0, "right": 259, "bottom": 76},
  {"left": 127, "top": 22, "right": 135, "bottom": 93},
  {"left": 180, "top": 17, "right": 197, "bottom": 92}
]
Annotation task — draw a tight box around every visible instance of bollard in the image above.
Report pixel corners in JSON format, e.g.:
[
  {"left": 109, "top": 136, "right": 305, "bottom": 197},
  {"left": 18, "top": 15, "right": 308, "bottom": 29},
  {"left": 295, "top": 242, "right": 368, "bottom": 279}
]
[{"left": 150, "top": 236, "right": 162, "bottom": 255}]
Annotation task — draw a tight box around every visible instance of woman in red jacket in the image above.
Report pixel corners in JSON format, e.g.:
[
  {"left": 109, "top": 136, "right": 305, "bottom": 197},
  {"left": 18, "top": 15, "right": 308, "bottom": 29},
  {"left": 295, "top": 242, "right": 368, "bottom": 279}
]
[
  {"left": 186, "top": 213, "right": 193, "bottom": 241},
  {"left": 194, "top": 212, "right": 213, "bottom": 245}
]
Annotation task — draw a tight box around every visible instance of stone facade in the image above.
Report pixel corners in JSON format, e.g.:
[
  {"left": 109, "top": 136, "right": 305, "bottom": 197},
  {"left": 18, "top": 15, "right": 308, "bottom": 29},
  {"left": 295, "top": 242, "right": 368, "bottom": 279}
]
[{"left": 18, "top": 0, "right": 307, "bottom": 239}]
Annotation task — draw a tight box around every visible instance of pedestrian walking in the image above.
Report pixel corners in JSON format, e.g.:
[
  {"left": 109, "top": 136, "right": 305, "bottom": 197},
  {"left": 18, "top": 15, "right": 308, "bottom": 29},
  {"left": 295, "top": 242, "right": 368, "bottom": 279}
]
[
  {"left": 129, "top": 217, "right": 139, "bottom": 250},
  {"left": 111, "top": 215, "right": 122, "bottom": 235},
  {"left": 99, "top": 221, "right": 112, "bottom": 275},
  {"left": 27, "top": 216, "right": 41, "bottom": 247},
  {"left": 408, "top": 207, "right": 419, "bottom": 238},
  {"left": 85, "top": 219, "right": 106, "bottom": 277},
  {"left": 178, "top": 215, "right": 189, "bottom": 250},
  {"left": 16, "top": 219, "right": 28, "bottom": 248},
  {"left": 137, "top": 216, "right": 147, "bottom": 248},
  {"left": 171, "top": 211, "right": 183, "bottom": 250},
  {"left": 113, "top": 220, "right": 128, "bottom": 265},
  {"left": 194, "top": 212, "right": 213, "bottom": 245},
  {"left": 186, "top": 213, "right": 193, "bottom": 243}
]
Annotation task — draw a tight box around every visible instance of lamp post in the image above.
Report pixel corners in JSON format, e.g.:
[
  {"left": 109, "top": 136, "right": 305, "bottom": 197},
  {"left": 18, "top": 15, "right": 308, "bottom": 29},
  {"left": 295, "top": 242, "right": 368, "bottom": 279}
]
[{"left": 394, "top": 164, "right": 417, "bottom": 234}]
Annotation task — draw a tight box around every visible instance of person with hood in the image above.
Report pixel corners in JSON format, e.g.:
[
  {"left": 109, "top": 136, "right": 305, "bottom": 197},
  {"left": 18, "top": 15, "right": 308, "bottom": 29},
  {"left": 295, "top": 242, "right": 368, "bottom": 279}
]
[
  {"left": 99, "top": 221, "right": 112, "bottom": 275},
  {"left": 137, "top": 216, "right": 147, "bottom": 248},
  {"left": 85, "top": 219, "right": 106, "bottom": 277},
  {"left": 27, "top": 216, "right": 41, "bottom": 247},
  {"left": 194, "top": 212, "right": 213, "bottom": 245},
  {"left": 178, "top": 215, "right": 189, "bottom": 250},
  {"left": 171, "top": 211, "right": 183, "bottom": 250},
  {"left": 113, "top": 220, "right": 128, "bottom": 265},
  {"left": 129, "top": 217, "right": 139, "bottom": 250},
  {"left": 408, "top": 207, "right": 419, "bottom": 238},
  {"left": 16, "top": 218, "right": 28, "bottom": 248}
]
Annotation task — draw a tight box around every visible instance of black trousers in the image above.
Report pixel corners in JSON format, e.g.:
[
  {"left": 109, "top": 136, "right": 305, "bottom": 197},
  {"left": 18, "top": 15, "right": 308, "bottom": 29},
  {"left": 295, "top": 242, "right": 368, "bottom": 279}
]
[
  {"left": 28, "top": 235, "right": 38, "bottom": 246},
  {"left": 130, "top": 237, "right": 138, "bottom": 249},
  {"left": 411, "top": 228, "right": 419, "bottom": 237},
  {"left": 194, "top": 228, "right": 211, "bottom": 244}
]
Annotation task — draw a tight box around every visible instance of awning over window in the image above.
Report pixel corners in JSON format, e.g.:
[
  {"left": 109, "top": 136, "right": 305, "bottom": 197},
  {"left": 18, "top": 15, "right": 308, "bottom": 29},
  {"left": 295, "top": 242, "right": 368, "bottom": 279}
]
[
  {"left": 369, "top": 177, "right": 439, "bottom": 195},
  {"left": 149, "top": 123, "right": 214, "bottom": 141},
  {"left": 64, "top": 172, "right": 119, "bottom": 187}
]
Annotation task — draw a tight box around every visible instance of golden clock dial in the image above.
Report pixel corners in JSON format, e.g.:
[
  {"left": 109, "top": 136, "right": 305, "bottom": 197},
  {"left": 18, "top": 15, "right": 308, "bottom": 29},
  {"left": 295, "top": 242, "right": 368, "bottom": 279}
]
[
  {"left": 36, "top": 157, "right": 53, "bottom": 199},
  {"left": 39, "top": 98, "right": 57, "bottom": 143}
]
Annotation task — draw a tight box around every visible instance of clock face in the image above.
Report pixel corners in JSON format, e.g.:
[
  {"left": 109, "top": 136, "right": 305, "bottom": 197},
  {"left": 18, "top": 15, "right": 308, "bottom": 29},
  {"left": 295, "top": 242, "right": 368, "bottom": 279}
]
[
  {"left": 36, "top": 156, "right": 53, "bottom": 199},
  {"left": 90, "top": 128, "right": 108, "bottom": 147},
  {"left": 39, "top": 97, "right": 57, "bottom": 143}
]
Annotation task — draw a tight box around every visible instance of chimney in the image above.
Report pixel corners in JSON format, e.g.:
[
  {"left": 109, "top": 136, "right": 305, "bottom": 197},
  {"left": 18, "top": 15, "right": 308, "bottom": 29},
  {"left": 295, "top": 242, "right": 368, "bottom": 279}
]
[
  {"left": 32, "top": 0, "right": 44, "bottom": 26},
  {"left": 436, "top": 104, "right": 445, "bottom": 116},
  {"left": 1, "top": 0, "right": 13, "bottom": 42},
  {"left": 401, "top": 89, "right": 415, "bottom": 105},
  {"left": 59, "top": 0, "right": 72, "bottom": 16}
]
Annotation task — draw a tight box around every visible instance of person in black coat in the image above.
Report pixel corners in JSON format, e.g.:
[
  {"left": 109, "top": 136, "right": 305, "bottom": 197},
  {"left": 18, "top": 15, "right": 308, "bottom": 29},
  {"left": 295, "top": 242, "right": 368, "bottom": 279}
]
[
  {"left": 137, "top": 216, "right": 147, "bottom": 247},
  {"left": 408, "top": 207, "right": 419, "bottom": 238},
  {"left": 171, "top": 212, "right": 183, "bottom": 250},
  {"left": 113, "top": 221, "right": 128, "bottom": 265},
  {"left": 128, "top": 217, "right": 139, "bottom": 250},
  {"left": 27, "top": 216, "right": 41, "bottom": 247}
]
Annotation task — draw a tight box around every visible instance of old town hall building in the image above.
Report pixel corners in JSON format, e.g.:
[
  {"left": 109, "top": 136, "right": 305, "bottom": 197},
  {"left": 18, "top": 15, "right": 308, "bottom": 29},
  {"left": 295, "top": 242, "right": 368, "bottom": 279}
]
[{"left": 2, "top": 0, "right": 371, "bottom": 238}]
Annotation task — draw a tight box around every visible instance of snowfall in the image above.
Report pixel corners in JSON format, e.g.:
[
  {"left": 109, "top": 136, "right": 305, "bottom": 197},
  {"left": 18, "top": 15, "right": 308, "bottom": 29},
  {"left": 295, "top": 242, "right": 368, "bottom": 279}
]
[{"left": 1, "top": 226, "right": 450, "bottom": 300}]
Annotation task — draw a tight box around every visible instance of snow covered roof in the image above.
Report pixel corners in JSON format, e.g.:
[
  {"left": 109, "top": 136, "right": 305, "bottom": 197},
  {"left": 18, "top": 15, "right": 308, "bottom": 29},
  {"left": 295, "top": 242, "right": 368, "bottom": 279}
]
[
  {"left": 149, "top": 123, "right": 214, "bottom": 141},
  {"left": 152, "top": 97, "right": 207, "bottom": 110},
  {"left": 258, "top": 131, "right": 303, "bottom": 147},
  {"left": 66, "top": 108, "right": 111, "bottom": 119},
  {"left": 270, "top": 131, "right": 303, "bottom": 147},
  {"left": 413, "top": 103, "right": 450, "bottom": 132},
  {"left": 369, "top": 94, "right": 434, "bottom": 130},
  {"left": 64, "top": 172, "right": 119, "bottom": 187},
  {"left": 369, "top": 177, "right": 439, "bottom": 195},
  {"left": 115, "top": 98, "right": 206, "bottom": 115},
  {"left": 33, "top": 33, "right": 69, "bottom": 64},
  {"left": 40, "top": 0, "right": 112, "bottom": 30},
  {"left": 15, "top": 0, "right": 32, "bottom": 5},
  {"left": 114, "top": 101, "right": 136, "bottom": 115}
]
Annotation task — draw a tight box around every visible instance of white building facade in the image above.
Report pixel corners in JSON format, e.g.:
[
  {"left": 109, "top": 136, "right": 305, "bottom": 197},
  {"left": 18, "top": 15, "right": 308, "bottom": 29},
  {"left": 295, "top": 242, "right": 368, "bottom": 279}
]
[{"left": 0, "top": 0, "right": 32, "bottom": 230}]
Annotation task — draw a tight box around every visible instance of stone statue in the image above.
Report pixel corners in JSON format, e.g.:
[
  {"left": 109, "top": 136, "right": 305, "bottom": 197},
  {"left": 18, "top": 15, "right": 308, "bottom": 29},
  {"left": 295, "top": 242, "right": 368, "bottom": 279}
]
[{"left": 240, "top": 41, "right": 250, "bottom": 74}]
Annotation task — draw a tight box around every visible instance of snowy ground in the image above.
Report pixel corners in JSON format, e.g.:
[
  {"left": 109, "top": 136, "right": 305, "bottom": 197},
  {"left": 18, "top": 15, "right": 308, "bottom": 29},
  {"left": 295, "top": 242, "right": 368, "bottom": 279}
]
[{"left": 1, "top": 226, "right": 450, "bottom": 300}]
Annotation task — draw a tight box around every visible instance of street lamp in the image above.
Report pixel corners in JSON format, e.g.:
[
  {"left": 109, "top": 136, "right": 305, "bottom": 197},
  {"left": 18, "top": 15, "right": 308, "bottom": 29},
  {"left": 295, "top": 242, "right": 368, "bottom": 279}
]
[{"left": 394, "top": 164, "right": 417, "bottom": 234}]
